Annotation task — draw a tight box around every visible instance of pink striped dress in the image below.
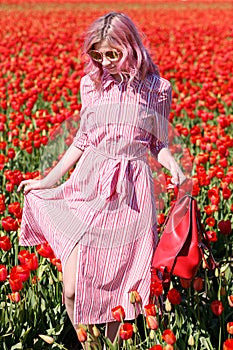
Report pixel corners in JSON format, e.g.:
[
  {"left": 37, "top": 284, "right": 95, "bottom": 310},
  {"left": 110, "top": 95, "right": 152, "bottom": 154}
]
[{"left": 19, "top": 70, "right": 171, "bottom": 325}]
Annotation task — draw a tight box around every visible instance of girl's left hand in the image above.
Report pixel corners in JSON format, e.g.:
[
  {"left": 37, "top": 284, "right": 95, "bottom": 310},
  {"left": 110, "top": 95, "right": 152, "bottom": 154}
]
[{"left": 170, "top": 164, "right": 186, "bottom": 187}]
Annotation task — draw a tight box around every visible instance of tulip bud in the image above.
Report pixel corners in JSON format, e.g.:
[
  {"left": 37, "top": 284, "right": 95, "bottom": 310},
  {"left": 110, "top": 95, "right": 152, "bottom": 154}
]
[
  {"left": 165, "top": 298, "right": 172, "bottom": 312},
  {"left": 202, "top": 259, "right": 208, "bottom": 269},
  {"left": 130, "top": 290, "right": 142, "bottom": 304},
  {"left": 127, "top": 338, "right": 133, "bottom": 346},
  {"left": 163, "top": 345, "right": 174, "bottom": 350},
  {"left": 92, "top": 325, "right": 100, "bottom": 338},
  {"left": 149, "top": 330, "right": 155, "bottom": 340},
  {"left": 58, "top": 272, "right": 63, "bottom": 282},
  {"left": 130, "top": 291, "right": 136, "bottom": 304},
  {"left": 132, "top": 323, "right": 138, "bottom": 333},
  {"left": 39, "top": 334, "right": 54, "bottom": 344},
  {"left": 188, "top": 334, "right": 195, "bottom": 346},
  {"left": 220, "top": 263, "right": 229, "bottom": 273}
]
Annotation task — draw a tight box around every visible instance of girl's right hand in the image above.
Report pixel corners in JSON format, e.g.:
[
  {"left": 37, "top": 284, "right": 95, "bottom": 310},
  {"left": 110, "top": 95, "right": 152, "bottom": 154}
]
[{"left": 17, "top": 179, "right": 51, "bottom": 195}]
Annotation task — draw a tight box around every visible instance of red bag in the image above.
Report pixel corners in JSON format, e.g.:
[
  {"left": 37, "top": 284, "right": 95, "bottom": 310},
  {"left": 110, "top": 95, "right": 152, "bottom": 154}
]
[{"left": 152, "top": 191, "right": 217, "bottom": 280}]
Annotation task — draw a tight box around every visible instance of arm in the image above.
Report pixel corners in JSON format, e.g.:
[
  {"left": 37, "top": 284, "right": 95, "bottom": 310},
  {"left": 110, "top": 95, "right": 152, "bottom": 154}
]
[
  {"left": 151, "top": 79, "right": 186, "bottom": 185},
  {"left": 17, "top": 144, "right": 83, "bottom": 194},
  {"left": 18, "top": 75, "right": 91, "bottom": 194}
]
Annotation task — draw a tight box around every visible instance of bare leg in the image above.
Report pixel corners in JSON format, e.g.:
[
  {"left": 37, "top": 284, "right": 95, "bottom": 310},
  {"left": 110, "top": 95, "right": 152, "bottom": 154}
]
[
  {"left": 105, "top": 321, "right": 120, "bottom": 343},
  {"left": 63, "top": 244, "right": 79, "bottom": 326},
  {"left": 63, "top": 245, "right": 92, "bottom": 350}
]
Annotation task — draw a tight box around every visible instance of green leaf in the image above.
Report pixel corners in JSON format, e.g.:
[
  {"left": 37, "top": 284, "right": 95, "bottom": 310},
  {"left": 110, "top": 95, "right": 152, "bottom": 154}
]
[{"left": 10, "top": 343, "right": 23, "bottom": 350}]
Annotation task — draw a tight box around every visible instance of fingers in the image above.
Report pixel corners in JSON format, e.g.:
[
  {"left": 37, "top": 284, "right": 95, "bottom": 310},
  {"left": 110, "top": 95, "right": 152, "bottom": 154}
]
[
  {"left": 171, "top": 176, "right": 179, "bottom": 186},
  {"left": 17, "top": 180, "right": 27, "bottom": 192},
  {"left": 170, "top": 166, "right": 186, "bottom": 187},
  {"left": 170, "top": 167, "right": 180, "bottom": 186},
  {"left": 17, "top": 180, "right": 34, "bottom": 193}
]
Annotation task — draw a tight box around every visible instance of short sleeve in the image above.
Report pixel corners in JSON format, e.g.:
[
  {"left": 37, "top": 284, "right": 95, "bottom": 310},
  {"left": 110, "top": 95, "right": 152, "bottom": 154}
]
[
  {"left": 149, "top": 80, "right": 172, "bottom": 158},
  {"left": 73, "top": 76, "right": 92, "bottom": 151}
]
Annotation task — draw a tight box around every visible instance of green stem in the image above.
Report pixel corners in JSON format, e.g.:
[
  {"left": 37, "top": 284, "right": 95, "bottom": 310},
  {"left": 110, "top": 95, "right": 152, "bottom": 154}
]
[{"left": 218, "top": 320, "right": 222, "bottom": 350}]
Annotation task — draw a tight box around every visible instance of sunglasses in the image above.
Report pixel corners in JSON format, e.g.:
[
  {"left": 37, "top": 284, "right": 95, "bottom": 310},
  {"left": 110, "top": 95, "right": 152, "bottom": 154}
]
[{"left": 88, "top": 49, "right": 121, "bottom": 63}]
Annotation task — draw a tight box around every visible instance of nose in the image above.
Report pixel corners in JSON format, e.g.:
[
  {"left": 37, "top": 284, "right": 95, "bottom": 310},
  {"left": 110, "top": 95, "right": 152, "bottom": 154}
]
[{"left": 101, "top": 55, "right": 111, "bottom": 67}]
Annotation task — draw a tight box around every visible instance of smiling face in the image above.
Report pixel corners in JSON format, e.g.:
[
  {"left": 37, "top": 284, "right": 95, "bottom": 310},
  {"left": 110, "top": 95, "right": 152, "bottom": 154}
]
[{"left": 93, "top": 40, "right": 122, "bottom": 81}]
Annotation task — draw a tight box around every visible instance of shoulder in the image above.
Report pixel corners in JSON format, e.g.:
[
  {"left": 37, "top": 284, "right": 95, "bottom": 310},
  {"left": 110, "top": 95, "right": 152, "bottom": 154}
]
[
  {"left": 143, "top": 74, "right": 171, "bottom": 93},
  {"left": 80, "top": 74, "right": 95, "bottom": 94}
]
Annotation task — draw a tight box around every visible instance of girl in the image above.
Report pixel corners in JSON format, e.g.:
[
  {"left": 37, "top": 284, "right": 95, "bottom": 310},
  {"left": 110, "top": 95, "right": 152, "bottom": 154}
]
[{"left": 18, "top": 12, "right": 186, "bottom": 348}]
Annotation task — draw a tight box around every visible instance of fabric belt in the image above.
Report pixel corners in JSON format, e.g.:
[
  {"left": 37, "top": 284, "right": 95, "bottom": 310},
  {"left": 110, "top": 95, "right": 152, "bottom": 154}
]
[{"left": 90, "top": 145, "right": 147, "bottom": 200}]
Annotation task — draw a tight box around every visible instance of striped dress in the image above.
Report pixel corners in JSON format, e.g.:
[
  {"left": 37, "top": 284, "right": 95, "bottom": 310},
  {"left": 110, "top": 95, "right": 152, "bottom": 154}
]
[{"left": 19, "top": 70, "right": 171, "bottom": 325}]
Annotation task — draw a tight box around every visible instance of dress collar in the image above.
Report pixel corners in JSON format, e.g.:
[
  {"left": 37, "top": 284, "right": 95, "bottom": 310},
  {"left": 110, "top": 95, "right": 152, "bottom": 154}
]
[{"left": 101, "top": 69, "right": 141, "bottom": 91}]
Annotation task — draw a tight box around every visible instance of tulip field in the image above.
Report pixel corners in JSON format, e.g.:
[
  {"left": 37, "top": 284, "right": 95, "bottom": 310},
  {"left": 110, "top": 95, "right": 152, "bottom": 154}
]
[{"left": 0, "top": 0, "right": 233, "bottom": 349}]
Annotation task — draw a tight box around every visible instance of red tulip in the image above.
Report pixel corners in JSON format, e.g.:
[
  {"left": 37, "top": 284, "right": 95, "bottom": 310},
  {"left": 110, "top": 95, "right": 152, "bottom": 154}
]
[
  {"left": 119, "top": 323, "right": 133, "bottom": 340},
  {"left": 218, "top": 220, "right": 232, "bottom": 236},
  {"left": 157, "top": 213, "right": 165, "bottom": 225},
  {"left": 36, "top": 242, "right": 55, "bottom": 259},
  {"left": 8, "top": 201, "right": 22, "bottom": 219},
  {"left": 167, "top": 288, "right": 181, "bottom": 305},
  {"left": 211, "top": 300, "right": 224, "bottom": 316},
  {"left": 112, "top": 305, "right": 125, "bottom": 322},
  {"left": 1, "top": 216, "right": 19, "bottom": 231},
  {"left": 5, "top": 182, "right": 15, "bottom": 192},
  {"left": 50, "top": 257, "right": 62, "bottom": 272},
  {"left": 0, "top": 235, "right": 12, "bottom": 251},
  {"left": 150, "top": 278, "right": 163, "bottom": 297},
  {"left": 227, "top": 322, "right": 233, "bottom": 335},
  {"left": 228, "top": 295, "right": 233, "bottom": 307},
  {"left": 8, "top": 292, "right": 21, "bottom": 302},
  {"left": 149, "top": 346, "right": 163, "bottom": 350},
  {"left": 144, "top": 304, "right": 157, "bottom": 316},
  {"left": 206, "top": 217, "right": 215, "bottom": 227},
  {"left": 146, "top": 315, "right": 159, "bottom": 330},
  {"left": 162, "top": 329, "right": 176, "bottom": 344},
  {"left": 180, "top": 278, "right": 192, "bottom": 289},
  {"left": 206, "top": 230, "right": 217, "bottom": 242},
  {"left": 76, "top": 327, "right": 87, "bottom": 343},
  {"left": 223, "top": 339, "right": 233, "bottom": 350},
  {"left": 0, "top": 194, "right": 6, "bottom": 214},
  {"left": 9, "top": 276, "right": 23, "bottom": 292},
  {"left": 222, "top": 187, "right": 231, "bottom": 199},
  {"left": 193, "top": 277, "right": 204, "bottom": 292},
  {"left": 18, "top": 250, "right": 31, "bottom": 264},
  {"left": 10, "top": 265, "right": 30, "bottom": 283},
  {"left": 7, "top": 148, "right": 16, "bottom": 159},
  {"left": 0, "top": 264, "right": 8, "bottom": 282},
  {"left": 20, "top": 253, "right": 39, "bottom": 271}
]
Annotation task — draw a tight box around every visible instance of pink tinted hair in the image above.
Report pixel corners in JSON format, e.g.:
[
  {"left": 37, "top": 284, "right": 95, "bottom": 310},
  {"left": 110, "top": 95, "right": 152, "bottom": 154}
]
[{"left": 83, "top": 12, "right": 159, "bottom": 88}]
